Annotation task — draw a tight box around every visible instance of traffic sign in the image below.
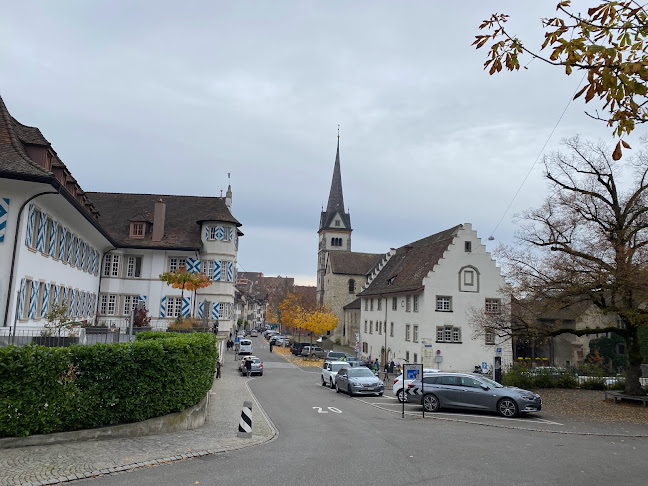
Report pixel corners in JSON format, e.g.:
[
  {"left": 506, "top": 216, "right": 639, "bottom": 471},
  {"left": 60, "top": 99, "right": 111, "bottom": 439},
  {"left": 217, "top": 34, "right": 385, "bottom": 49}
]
[
  {"left": 496, "top": 347, "right": 502, "bottom": 355},
  {"left": 234, "top": 337, "right": 240, "bottom": 343},
  {"left": 405, "top": 386, "right": 421, "bottom": 396}
]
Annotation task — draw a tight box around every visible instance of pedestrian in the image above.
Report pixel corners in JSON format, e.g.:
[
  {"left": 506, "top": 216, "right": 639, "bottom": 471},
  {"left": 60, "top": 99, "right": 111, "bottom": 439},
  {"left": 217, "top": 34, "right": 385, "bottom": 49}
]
[
  {"left": 269, "top": 341, "right": 274, "bottom": 353},
  {"left": 389, "top": 360, "right": 395, "bottom": 374},
  {"left": 383, "top": 362, "right": 389, "bottom": 373},
  {"left": 245, "top": 357, "right": 253, "bottom": 377},
  {"left": 374, "top": 358, "right": 379, "bottom": 373},
  {"left": 216, "top": 358, "right": 222, "bottom": 379}
]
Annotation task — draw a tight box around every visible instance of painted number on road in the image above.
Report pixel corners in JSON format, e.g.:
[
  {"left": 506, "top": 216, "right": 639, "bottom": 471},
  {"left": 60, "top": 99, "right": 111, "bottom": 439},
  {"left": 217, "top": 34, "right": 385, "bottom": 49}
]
[{"left": 312, "top": 407, "right": 343, "bottom": 414}]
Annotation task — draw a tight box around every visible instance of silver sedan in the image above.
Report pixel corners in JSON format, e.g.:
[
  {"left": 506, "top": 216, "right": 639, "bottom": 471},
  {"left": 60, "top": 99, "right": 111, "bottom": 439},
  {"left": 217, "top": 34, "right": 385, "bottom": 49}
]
[{"left": 335, "top": 366, "right": 384, "bottom": 396}]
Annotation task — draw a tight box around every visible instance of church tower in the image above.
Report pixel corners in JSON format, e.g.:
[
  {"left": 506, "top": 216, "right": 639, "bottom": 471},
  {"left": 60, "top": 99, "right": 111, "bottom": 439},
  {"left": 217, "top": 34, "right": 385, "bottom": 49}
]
[{"left": 317, "top": 135, "right": 352, "bottom": 304}]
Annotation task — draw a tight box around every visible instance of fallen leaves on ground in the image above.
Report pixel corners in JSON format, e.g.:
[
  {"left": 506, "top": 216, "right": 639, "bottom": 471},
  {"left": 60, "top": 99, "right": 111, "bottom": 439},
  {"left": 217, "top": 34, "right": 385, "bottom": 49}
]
[{"left": 538, "top": 389, "right": 648, "bottom": 423}]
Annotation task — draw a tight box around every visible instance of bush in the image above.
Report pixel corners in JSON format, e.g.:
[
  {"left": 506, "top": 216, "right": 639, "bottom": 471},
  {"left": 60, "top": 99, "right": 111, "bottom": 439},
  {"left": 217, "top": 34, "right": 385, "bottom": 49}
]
[
  {"left": 0, "top": 332, "right": 217, "bottom": 437},
  {"left": 502, "top": 365, "right": 533, "bottom": 389},
  {"left": 580, "top": 378, "right": 607, "bottom": 390}
]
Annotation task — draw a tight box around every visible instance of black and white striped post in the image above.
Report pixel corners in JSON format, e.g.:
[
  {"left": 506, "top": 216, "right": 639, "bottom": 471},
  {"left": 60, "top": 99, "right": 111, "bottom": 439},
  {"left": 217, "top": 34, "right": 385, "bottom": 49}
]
[{"left": 237, "top": 400, "right": 252, "bottom": 438}]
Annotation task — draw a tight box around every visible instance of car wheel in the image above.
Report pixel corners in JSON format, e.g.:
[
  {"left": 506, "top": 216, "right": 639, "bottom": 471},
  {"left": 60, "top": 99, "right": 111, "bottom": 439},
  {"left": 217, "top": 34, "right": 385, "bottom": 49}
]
[
  {"left": 397, "top": 389, "right": 407, "bottom": 403},
  {"left": 330, "top": 378, "right": 334, "bottom": 388},
  {"left": 423, "top": 394, "right": 440, "bottom": 413},
  {"left": 259, "top": 372, "right": 263, "bottom": 376},
  {"left": 335, "top": 383, "right": 340, "bottom": 393},
  {"left": 377, "top": 392, "right": 383, "bottom": 396},
  {"left": 348, "top": 385, "right": 354, "bottom": 397},
  {"left": 497, "top": 398, "right": 519, "bottom": 418},
  {"left": 321, "top": 376, "right": 326, "bottom": 386}
]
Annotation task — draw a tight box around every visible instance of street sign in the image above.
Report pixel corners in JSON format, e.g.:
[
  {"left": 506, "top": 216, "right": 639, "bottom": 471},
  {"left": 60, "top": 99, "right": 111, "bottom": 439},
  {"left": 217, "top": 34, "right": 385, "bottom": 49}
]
[
  {"left": 496, "top": 347, "right": 502, "bottom": 355},
  {"left": 406, "top": 369, "right": 419, "bottom": 380},
  {"left": 234, "top": 337, "right": 240, "bottom": 343},
  {"left": 402, "top": 363, "right": 424, "bottom": 419},
  {"left": 482, "top": 361, "right": 488, "bottom": 372}
]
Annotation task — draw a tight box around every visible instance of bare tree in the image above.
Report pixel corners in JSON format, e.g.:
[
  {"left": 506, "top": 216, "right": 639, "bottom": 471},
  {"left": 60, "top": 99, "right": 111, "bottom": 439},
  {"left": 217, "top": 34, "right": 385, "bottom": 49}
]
[{"left": 477, "top": 137, "right": 648, "bottom": 395}]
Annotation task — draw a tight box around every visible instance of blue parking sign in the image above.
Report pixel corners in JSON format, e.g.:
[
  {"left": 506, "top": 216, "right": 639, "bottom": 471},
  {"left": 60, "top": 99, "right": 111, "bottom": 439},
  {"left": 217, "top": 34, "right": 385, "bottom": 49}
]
[
  {"left": 234, "top": 337, "right": 240, "bottom": 343},
  {"left": 406, "top": 369, "right": 419, "bottom": 380}
]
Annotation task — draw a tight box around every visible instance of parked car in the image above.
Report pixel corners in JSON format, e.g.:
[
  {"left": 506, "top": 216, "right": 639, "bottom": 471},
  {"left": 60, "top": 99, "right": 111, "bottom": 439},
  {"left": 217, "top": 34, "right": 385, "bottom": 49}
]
[
  {"left": 238, "top": 355, "right": 258, "bottom": 371},
  {"left": 392, "top": 368, "right": 441, "bottom": 402},
  {"left": 240, "top": 356, "right": 263, "bottom": 376},
  {"left": 291, "top": 342, "right": 311, "bottom": 355},
  {"left": 250, "top": 329, "right": 258, "bottom": 337},
  {"left": 325, "top": 351, "right": 353, "bottom": 362},
  {"left": 301, "top": 346, "right": 326, "bottom": 359},
  {"left": 344, "top": 357, "right": 363, "bottom": 367},
  {"left": 321, "top": 360, "right": 348, "bottom": 387},
  {"left": 269, "top": 335, "right": 288, "bottom": 345},
  {"left": 406, "top": 372, "right": 542, "bottom": 417},
  {"left": 237, "top": 338, "right": 253, "bottom": 355},
  {"left": 335, "top": 366, "right": 384, "bottom": 396}
]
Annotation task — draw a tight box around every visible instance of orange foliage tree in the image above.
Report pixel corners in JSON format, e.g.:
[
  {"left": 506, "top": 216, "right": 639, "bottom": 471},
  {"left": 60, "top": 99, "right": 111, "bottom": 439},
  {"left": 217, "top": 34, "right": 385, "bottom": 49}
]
[{"left": 159, "top": 266, "right": 211, "bottom": 318}]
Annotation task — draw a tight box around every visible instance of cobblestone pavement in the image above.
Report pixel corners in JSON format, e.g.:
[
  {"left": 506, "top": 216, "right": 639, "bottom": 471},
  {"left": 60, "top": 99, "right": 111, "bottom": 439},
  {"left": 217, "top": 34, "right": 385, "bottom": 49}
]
[{"left": 0, "top": 355, "right": 278, "bottom": 486}]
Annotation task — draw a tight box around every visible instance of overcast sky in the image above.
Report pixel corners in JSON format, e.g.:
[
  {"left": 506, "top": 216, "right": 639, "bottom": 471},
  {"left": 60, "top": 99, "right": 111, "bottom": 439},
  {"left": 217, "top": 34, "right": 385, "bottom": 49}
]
[{"left": 1, "top": 1, "right": 630, "bottom": 285}]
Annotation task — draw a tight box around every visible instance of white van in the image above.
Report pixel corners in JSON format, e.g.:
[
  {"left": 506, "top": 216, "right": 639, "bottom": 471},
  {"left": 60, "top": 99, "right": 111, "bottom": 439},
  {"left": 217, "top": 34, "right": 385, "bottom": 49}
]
[{"left": 238, "top": 339, "right": 253, "bottom": 355}]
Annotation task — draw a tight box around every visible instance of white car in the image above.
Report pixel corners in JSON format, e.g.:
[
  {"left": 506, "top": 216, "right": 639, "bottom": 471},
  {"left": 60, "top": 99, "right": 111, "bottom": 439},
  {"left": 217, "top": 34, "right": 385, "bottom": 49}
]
[
  {"left": 237, "top": 338, "right": 253, "bottom": 355},
  {"left": 392, "top": 368, "right": 440, "bottom": 402},
  {"left": 321, "top": 361, "right": 348, "bottom": 388}
]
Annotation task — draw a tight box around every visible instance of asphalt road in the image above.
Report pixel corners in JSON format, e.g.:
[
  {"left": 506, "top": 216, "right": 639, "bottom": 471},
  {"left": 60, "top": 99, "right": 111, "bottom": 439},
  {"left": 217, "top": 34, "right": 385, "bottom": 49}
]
[{"left": 81, "top": 338, "right": 648, "bottom": 486}]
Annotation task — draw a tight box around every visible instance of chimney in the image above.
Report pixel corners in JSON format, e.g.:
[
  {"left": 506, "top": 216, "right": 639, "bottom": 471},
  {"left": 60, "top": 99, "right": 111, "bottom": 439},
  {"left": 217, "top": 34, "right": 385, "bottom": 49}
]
[{"left": 152, "top": 198, "right": 166, "bottom": 241}]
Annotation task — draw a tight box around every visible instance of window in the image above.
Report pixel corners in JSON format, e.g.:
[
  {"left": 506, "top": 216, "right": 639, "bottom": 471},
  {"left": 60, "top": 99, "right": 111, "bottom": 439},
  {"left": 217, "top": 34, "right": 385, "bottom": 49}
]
[
  {"left": 364, "top": 320, "right": 368, "bottom": 333},
  {"left": 413, "top": 353, "right": 418, "bottom": 363},
  {"left": 406, "top": 295, "right": 411, "bottom": 312},
  {"left": 123, "top": 295, "right": 138, "bottom": 315},
  {"left": 485, "top": 298, "right": 501, "bottom": 314},
  {"left": 370, "top": 299, "right": 374, "bottom": 311},
  {"left": 369, "top": 321, "right": 373, "bottom": 334},
  {"left": 169, "top": 257, "right": 186, "bottom": 272},
  {"left": 335, "top": 220, "right": 340, "bottom": 227},
  {"left": 330, "top": 237, "right": 343, "bottom": 247},
  {"left": 111, "top": 254, "right": 120, "bottom": 277},
  {"left": 485, "top": 330, "right": 495, "bottom": 345},
  {"left": 126, "top": 256, "right": 142, "bottom": 278},
  {"left": 392, "top": 297, "right": 397, "bottom": 311},
  {"left": 413, "top": 295, "right": 419, "bottom": 312},
  {"left": 99, "top": 294, "right": 118, "bottom": 315},
  {"left": 405, "top": 351, "right": 410, "bottom": 362},
  {"left": 377, "top": 298, "right": 382, "bottom": 311},
  {"left": 36, "top": 282, "right": 45, "bottom": 318},
  {"left": 365, "top": 299, "right": 368, "bottom": 311},
  {"left": 348, "top": 279, "right": 355, "bottom": 293},
  {"left": 464, "top": 270, "right": 474, "bottom": 286},
  {"left": 413, "top": 325, "right": 419, "bottom": 342},
  {"left": 465, "top": 241, "right": 472, "bottom": 252},
  {"left": 209, "top": 226, "right": 218, "bottom": 240},
  {"left": 363, "top": 342, "right": 368, "bottom": 353},
  {"left": 44, "top": 218, "right": 53, "bottom": 255},
  {"left": 167, "top": 297, "right": 183, "bottom": 318},
  {"left": 390, "top": 322, "right": 394, "bottom": 337},
  {"left": 222, "top": 227, "right": 231, "bottom": 241},
  {"left": 436, "top": 296, "right": 452, "bottom": 311},
  {"left": 405, "top": 324, "right": 411, "bottom": 341},
  {"left": 131, "top": 222, "right": 145, "bottom": 238},
  {"left": 376, "top": 321, "right": 380, "bottom": 333},
  {"left": 437, "top": 326, "right": 462, "bottom": 343},
  {"left": 66, "top": 232, "right": 74, "bottom": 264},
  {"left": 103, "top": 254, "right": 112, "bottom": 276}
]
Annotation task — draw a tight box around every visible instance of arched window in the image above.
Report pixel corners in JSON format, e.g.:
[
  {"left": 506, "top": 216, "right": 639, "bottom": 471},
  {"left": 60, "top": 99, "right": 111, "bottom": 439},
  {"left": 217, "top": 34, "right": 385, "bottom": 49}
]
[
  {"left": 458, "top": 265, "right": 480, "bottom": 292},
  {"left": 348, "top": 279, "right": 355, "bottom": 293}
]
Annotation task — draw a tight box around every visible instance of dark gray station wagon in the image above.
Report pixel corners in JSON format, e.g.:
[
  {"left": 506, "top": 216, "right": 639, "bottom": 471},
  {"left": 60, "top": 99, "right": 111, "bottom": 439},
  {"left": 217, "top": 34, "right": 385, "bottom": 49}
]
[{"left": 407, "top": 373, "right": 542, "bottom": 417}]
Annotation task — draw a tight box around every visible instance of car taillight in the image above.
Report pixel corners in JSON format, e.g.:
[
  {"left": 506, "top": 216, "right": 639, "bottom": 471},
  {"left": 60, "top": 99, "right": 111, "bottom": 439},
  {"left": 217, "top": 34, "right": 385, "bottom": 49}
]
[
  {"left": 393, "top": 378, "right": 399, "bottom": 384},
  {"left": 259, "top": 363, "right": 263, "bottom": 367}
]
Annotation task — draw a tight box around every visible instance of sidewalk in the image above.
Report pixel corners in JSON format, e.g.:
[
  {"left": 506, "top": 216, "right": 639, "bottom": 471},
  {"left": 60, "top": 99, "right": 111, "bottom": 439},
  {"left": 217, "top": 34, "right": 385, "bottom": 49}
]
[{"left": 0, "top": 354, "right": 278, "bottom": 486}]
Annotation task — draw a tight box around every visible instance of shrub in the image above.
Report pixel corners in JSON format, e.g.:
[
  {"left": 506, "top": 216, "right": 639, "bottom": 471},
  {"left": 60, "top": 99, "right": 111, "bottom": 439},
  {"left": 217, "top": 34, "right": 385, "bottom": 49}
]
[
  {"left": 502, "top": 365, "right": 533, "bottom": 389},
  {"left": 0, "top": 332, "right": 217, "bottom": 437},
  {"left": 580, "top": 378, "right": 607, "bottom": 390}
]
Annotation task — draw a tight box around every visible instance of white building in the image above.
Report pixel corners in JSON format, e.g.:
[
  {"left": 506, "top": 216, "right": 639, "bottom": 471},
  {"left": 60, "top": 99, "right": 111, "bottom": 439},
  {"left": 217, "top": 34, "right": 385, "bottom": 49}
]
[
  {"left": 357, "top": 224, "right": 512, "bottom": 372},
  {"left": 0, "top": 95, "right": 241, "bottom": 339}
]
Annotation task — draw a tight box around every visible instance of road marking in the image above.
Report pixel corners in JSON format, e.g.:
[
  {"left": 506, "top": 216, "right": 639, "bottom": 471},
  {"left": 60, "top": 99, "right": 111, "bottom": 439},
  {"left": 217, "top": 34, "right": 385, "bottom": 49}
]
[{"left": 312, "top": 406, "right": 343, "bottom": 414}]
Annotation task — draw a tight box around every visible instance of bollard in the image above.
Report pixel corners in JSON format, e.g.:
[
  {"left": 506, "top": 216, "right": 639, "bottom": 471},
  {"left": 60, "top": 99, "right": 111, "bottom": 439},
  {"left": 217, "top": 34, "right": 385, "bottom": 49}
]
[{"left": 237, "top": 400, "right": 252, "bottom": 438}]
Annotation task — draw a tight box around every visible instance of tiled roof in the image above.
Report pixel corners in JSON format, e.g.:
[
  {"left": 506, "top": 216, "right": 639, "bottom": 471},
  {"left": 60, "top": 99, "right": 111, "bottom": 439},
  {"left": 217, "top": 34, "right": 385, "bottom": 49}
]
[
  {"left": 358, "top": 225, "right": 462, "bottom": 296},
  {"left": 329, "top": 251, "right": 383, "bottom": 276},
  {"left": 87, "top": 192, "right": 241, "bottom": 249},
  {"left": 343, "top": 297, "right": 361, "bottom": 310},
  {"left": 0, "top": 95, "right": 52, "bottom": 179},
  {"left": 11, "top": 117, "right": 50, "bottom": 146},
  {"left": 319, "top": 139, "right": 352, "bottom": 231}
]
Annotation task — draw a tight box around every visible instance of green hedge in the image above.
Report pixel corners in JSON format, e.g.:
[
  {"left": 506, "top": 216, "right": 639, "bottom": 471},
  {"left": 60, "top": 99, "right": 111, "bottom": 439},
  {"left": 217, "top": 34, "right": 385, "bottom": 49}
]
[{"left": 0, "top": 331, "right": 217, "bottom": 437}]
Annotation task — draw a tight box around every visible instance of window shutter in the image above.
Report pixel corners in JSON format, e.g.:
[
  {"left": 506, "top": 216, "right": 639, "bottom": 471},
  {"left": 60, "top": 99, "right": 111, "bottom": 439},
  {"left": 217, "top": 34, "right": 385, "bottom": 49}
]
[
  {"left": 81, "top": 242, "right": 87, "bottom": 271},
  {"left": 74, "top": 237, "right": 81, "bottom": 267},
  {"left": 227, "top": 261, "right": 233, "bottom": 282},
  {"left": 40, "top": 283, "right": 50, "bottom": 317},
  {"left": 92, "top": 249, "right": 97, "bottom": 275},
  {"left": 0, "top": 198, "right": 9, "bottom": 243},
  {"left": 58, "top": 227, "right": 67, "bottom": 260},
  {"left": 36, "top": 212, "right": 47, "bottom": 252},
  {"left": 182, "top": 296, "right": 191, "bottom": 317},
  {"left": 160, "top": 296, "right": 167, "bottom": 318},
  {"left": 28, "top": 280, "right": 38, "bottom": 319},
  {"left": 62, "top": 287, "right": 69, "bottom": 310},
  {"left": 205, "top": 226, "right": 210, "bottom": 240},
  {"left": 198, "top": 301, "right": 204, "bottom": 318},
  {"left": 216, "top": 225, "right": 224, "bottom": 240},
  {"left": 17, "top": 278, "right": 26, "bottom": 319},
  {"left": 49, "top": 221, "right": 58, "bottom": 256},
  {"left": 70, "top": 290, "right": 77, "bottom": 318},
  {"left": 213, "top": 260, "right": 221, "bottom": 280},
  {"left": 186, "top": 257, "right": 201, "bottom": 274},
  {"left": 229, "top": 227, "right": 234, "bottom": 241},
  {"left": 212, "top": 301, "right": 220, "bottom": 319},
  {"left": 67, "top": 234, "right": 74, "bottom": 264},
  {"left": 53, "top": 284, "right": 60, "bottom": 306},
  {"left": 25, "top": 204, "right": 34, "bottom": 247},
  {"left": 138, "top": 295, "right": 147, "bottom": 309}
]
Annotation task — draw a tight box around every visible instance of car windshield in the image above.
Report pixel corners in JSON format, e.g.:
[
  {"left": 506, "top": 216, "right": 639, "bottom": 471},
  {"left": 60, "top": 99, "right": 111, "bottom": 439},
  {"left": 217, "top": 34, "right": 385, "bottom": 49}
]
[
  {"left": 348, "top": 368, "right": 376, "bottom": 378},
  {"left": 477, "top": 376, "right": 503, "bottom": 388}
]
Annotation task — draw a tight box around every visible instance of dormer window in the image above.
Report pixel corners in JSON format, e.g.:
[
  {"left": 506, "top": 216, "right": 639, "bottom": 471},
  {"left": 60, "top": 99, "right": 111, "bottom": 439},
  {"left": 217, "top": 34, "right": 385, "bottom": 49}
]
[
  {"left": 130, "top": 222, "right": 145, "bottom": 238},
  {"left": 335, "top": 220, "right": 340, "bottom": 226}
]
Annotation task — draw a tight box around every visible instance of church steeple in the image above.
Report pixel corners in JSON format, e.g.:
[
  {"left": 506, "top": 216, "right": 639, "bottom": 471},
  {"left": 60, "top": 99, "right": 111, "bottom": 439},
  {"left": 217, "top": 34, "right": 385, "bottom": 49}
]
[{"left": 319, "top": 132, "right": 351, "bottom": 232}]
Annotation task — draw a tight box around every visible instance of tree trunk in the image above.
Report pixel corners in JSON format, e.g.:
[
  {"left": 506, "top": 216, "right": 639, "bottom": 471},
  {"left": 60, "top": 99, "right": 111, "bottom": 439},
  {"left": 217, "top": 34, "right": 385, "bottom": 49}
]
[{"left": 625, "top": 326, "right": 645, "bottom": 396}]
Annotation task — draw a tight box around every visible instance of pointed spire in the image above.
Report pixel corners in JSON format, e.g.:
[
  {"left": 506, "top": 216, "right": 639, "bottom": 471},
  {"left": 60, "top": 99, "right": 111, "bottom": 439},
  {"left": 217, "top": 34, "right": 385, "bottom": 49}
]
[{"left": 326, "top": 130, "right": 344, "bottom": 214}]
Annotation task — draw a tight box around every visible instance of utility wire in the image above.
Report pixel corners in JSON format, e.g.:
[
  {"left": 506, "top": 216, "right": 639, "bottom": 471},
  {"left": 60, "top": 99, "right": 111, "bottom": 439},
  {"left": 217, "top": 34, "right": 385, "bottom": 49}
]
[{"left": 488, "top": 72, "right": 587, "bottom": 240}]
